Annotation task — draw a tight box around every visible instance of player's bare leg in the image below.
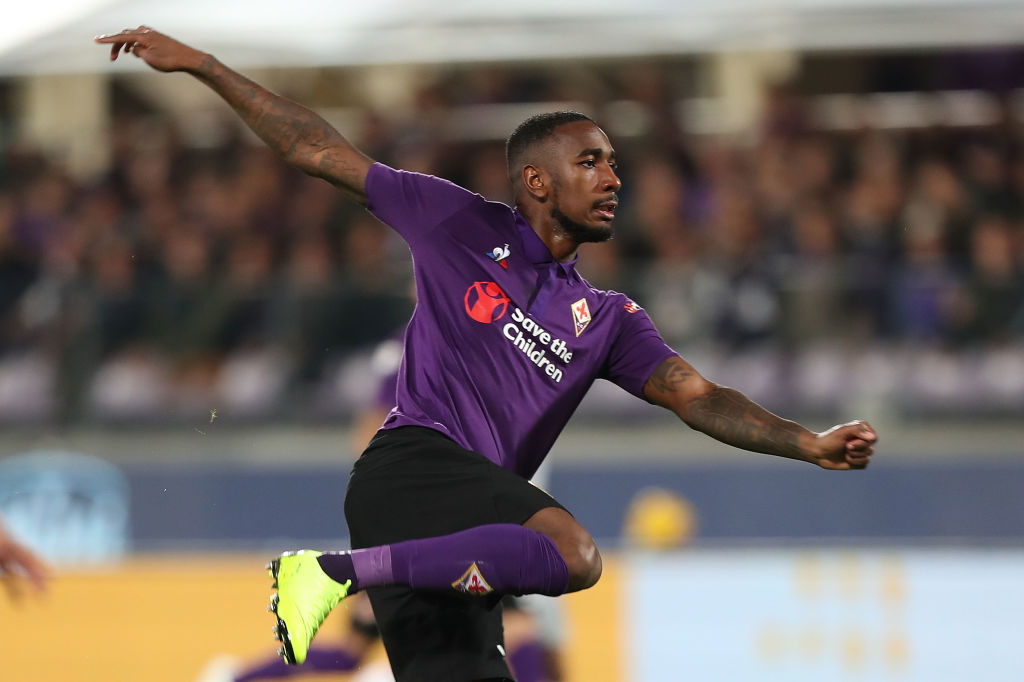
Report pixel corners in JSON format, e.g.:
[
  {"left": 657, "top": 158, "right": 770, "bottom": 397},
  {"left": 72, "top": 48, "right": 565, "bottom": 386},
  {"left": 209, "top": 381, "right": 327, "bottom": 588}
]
[{"left": 523, "top": 507, "right": 602, "bottom": 592}]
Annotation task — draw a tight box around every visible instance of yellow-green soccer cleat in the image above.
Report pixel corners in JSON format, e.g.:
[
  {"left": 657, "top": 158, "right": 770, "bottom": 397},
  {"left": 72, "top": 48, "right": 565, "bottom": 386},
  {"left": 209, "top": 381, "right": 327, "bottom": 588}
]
[{"left": 267, "top": 550, "right": 352, "bottom": 665}]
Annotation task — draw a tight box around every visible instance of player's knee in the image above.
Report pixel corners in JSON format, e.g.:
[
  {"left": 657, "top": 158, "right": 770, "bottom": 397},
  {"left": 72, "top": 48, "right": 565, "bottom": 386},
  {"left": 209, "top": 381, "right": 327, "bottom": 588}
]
[
  {"left": 523, "top": 507, "right": 602, "bottom": 592},
  {"left": 564, "top": 532, "right": 602, "bottom": 591}
]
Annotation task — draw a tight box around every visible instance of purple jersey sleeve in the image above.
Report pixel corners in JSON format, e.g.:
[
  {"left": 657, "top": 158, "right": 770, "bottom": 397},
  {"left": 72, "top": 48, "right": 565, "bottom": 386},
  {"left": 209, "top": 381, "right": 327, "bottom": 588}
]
[
  {"left": 601, "top": 304, "right": 679, "bottom": 399},
  {"left": 364, "top": 162, "right": 480, "bottom": 245}
]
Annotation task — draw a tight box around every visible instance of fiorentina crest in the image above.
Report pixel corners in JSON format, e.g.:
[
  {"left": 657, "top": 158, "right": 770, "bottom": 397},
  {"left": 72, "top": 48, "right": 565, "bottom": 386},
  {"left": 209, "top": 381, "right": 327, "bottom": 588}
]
[
  {"left": 571, "top": 298, "right": 592, "bottom": 337},
  {"left": 452, "top": 562, "right": 494, "bottom": 595}
]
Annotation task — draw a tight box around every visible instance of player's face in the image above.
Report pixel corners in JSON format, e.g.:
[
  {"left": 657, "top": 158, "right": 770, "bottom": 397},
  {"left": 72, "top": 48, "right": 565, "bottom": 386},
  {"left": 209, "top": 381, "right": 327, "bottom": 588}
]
[{"left": 546, "top": 121, "right": 621, "bottom": 244}]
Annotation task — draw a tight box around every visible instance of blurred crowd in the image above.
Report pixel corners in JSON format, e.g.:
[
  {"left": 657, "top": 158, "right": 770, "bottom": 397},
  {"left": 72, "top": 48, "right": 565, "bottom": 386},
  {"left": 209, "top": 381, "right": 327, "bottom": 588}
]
[{"left": 1, "top": 63, "right": 1023, "bottom": 424}]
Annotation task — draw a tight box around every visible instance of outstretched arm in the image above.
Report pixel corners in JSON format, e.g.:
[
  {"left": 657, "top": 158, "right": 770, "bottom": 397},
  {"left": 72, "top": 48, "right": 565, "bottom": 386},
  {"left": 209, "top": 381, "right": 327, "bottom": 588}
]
[
  {"left": 643, "top": 356, "right": 877, "bottom": 470},
  {"left": 95, "top": 27, "right": 373, "bottom": 204}
]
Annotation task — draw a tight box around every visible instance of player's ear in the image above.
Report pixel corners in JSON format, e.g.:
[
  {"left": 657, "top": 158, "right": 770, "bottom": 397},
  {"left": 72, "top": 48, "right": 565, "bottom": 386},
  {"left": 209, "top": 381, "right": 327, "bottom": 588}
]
[{"left": 523, "top": 164, "right": 548, "bottom": 202}]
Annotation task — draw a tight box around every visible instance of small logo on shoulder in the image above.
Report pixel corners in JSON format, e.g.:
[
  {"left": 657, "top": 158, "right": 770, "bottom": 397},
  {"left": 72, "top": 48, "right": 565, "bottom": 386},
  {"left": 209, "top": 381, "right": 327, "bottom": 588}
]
[
  {"left": 624, "top": 300, "right": 642, "bottom": 314},
  {"left": 571, "top": 298, "right": 592, "bottom": 337},
  {"left": 487, "top": 243, "right": 511, "bottom": 269},
  {"left": 452, "top": 562, "right": 494, "bottom": 595}
]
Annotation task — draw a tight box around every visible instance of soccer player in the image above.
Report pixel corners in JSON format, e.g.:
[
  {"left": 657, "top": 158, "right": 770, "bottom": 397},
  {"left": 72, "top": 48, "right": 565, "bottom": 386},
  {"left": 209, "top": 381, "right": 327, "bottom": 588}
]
[
  {"left": 0, "top": 516, "right": 50, "bottom": 599},
  {"left": 96, "top": 28, "right": 878, "bottom": 682}
]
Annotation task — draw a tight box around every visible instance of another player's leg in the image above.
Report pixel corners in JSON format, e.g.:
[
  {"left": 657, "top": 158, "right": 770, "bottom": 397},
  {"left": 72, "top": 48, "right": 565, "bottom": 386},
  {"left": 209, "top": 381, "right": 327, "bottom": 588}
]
[{"left": 501, "top": 597, "right": 553, "bottom": 682}]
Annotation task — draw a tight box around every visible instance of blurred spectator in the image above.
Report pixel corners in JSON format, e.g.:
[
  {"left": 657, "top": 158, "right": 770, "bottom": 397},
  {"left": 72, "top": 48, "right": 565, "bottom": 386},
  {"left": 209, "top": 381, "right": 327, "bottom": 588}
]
[
  {"left": 888, "top": 201, "right": 960, "bottom": 343},
  {"left": 842, "top": 133, "right": 904, "bottom": 339},
  {"left": 0, "top": 193, "right": 37, "bottom": 346},
  {"left": 954, "top": 214, "right": 1024, "bottom": 345},
  {"left": 775, "top": 198, "right": 845, "bottom": 346},
  {"left": 272, "top": 228, "right": 345, "bottom": 383}
]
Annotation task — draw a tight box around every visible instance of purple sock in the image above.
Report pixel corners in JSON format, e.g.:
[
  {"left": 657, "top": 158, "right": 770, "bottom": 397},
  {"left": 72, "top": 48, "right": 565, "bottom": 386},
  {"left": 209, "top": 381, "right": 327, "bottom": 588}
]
[
  {"left": 319, "top": 524, "right": 569, "bottom": 597},
  {"left": 508, "top": 640, "right": 547, "bottom": 682},
  {"left": 316, "top": 551, "right": 364, "bottom": 592},
  {"left": 234, "top": 646, "right": 360, "bottom": 680}
]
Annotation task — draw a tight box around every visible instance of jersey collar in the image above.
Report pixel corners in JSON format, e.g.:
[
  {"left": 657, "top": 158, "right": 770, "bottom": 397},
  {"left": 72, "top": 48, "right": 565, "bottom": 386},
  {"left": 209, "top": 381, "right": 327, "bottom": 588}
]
[{"left": 513, "top": 209, "right": 582, "bottom": 284}]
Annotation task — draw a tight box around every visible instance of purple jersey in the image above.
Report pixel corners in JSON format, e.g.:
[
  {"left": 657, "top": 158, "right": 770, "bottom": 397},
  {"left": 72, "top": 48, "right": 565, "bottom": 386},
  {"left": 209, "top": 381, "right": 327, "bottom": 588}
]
[{"left": 366, "top": 163, "right": 678, "bottom": 479}]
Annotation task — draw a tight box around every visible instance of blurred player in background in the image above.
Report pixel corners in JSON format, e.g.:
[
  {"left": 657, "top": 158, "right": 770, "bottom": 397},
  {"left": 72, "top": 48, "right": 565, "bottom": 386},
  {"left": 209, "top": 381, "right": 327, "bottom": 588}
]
[
  {"left": 97, "top": 27, "right": 876, "bottom": 682},
  {"left": 209, "top": 593, "right": 384, "bottom": 682},
  {"left": 0, "top": 515, "right": 50, "bottom": 599}
]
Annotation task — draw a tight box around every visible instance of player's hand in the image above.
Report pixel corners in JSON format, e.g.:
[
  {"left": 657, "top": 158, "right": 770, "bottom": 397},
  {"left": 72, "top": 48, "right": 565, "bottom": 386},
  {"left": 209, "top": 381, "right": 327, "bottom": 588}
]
[
  {"left": 0, "top": 530, "right": 51, "bottom": 600},
  {"left": 808, "top": 420, "right": 877, "bottom": 470},
  {"left": 94, "top": 26, "right": 205, "bottom": 73}
]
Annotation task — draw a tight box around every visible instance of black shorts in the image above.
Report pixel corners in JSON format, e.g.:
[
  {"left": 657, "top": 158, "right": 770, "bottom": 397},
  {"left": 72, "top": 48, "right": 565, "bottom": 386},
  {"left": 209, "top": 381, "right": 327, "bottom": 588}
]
[{"left": 344, "top": 426, "right": 566, "bottom": 682}]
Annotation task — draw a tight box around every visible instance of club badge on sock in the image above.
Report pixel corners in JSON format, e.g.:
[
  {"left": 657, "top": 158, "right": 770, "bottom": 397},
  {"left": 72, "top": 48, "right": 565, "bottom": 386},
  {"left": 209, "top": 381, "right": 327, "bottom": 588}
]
[{"left": 451, "top": 562, "right": 494, "bottom": 595}]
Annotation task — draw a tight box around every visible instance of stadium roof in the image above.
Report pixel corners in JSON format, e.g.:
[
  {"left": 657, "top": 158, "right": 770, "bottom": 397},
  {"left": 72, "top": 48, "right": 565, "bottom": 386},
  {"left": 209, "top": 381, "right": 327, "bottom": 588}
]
[{"left": 3, "top": 0, "right": 1024, "bottom": 76}]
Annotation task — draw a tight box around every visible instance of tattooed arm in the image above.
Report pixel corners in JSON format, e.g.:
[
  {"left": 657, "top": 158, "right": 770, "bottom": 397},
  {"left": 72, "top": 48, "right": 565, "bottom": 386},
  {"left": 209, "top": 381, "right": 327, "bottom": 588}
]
[
  {"left": 643, "top": 356, "right": 877, "bottom": 470},
  {"left": 96, "top": 27, "right": 373, "bottom": 204}
]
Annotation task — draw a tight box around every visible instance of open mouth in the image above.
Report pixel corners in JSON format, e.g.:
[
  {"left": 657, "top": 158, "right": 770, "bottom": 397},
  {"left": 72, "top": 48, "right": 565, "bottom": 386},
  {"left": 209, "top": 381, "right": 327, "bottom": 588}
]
[{"left": 594, "top": 199, "right": 618, "bottom": 221}]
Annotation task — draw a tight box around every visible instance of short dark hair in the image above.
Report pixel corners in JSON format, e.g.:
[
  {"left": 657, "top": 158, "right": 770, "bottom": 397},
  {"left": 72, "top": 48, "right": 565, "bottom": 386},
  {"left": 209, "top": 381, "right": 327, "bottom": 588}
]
[{"left": 506, "top": 111, "right": 595, "bottom": 182}]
